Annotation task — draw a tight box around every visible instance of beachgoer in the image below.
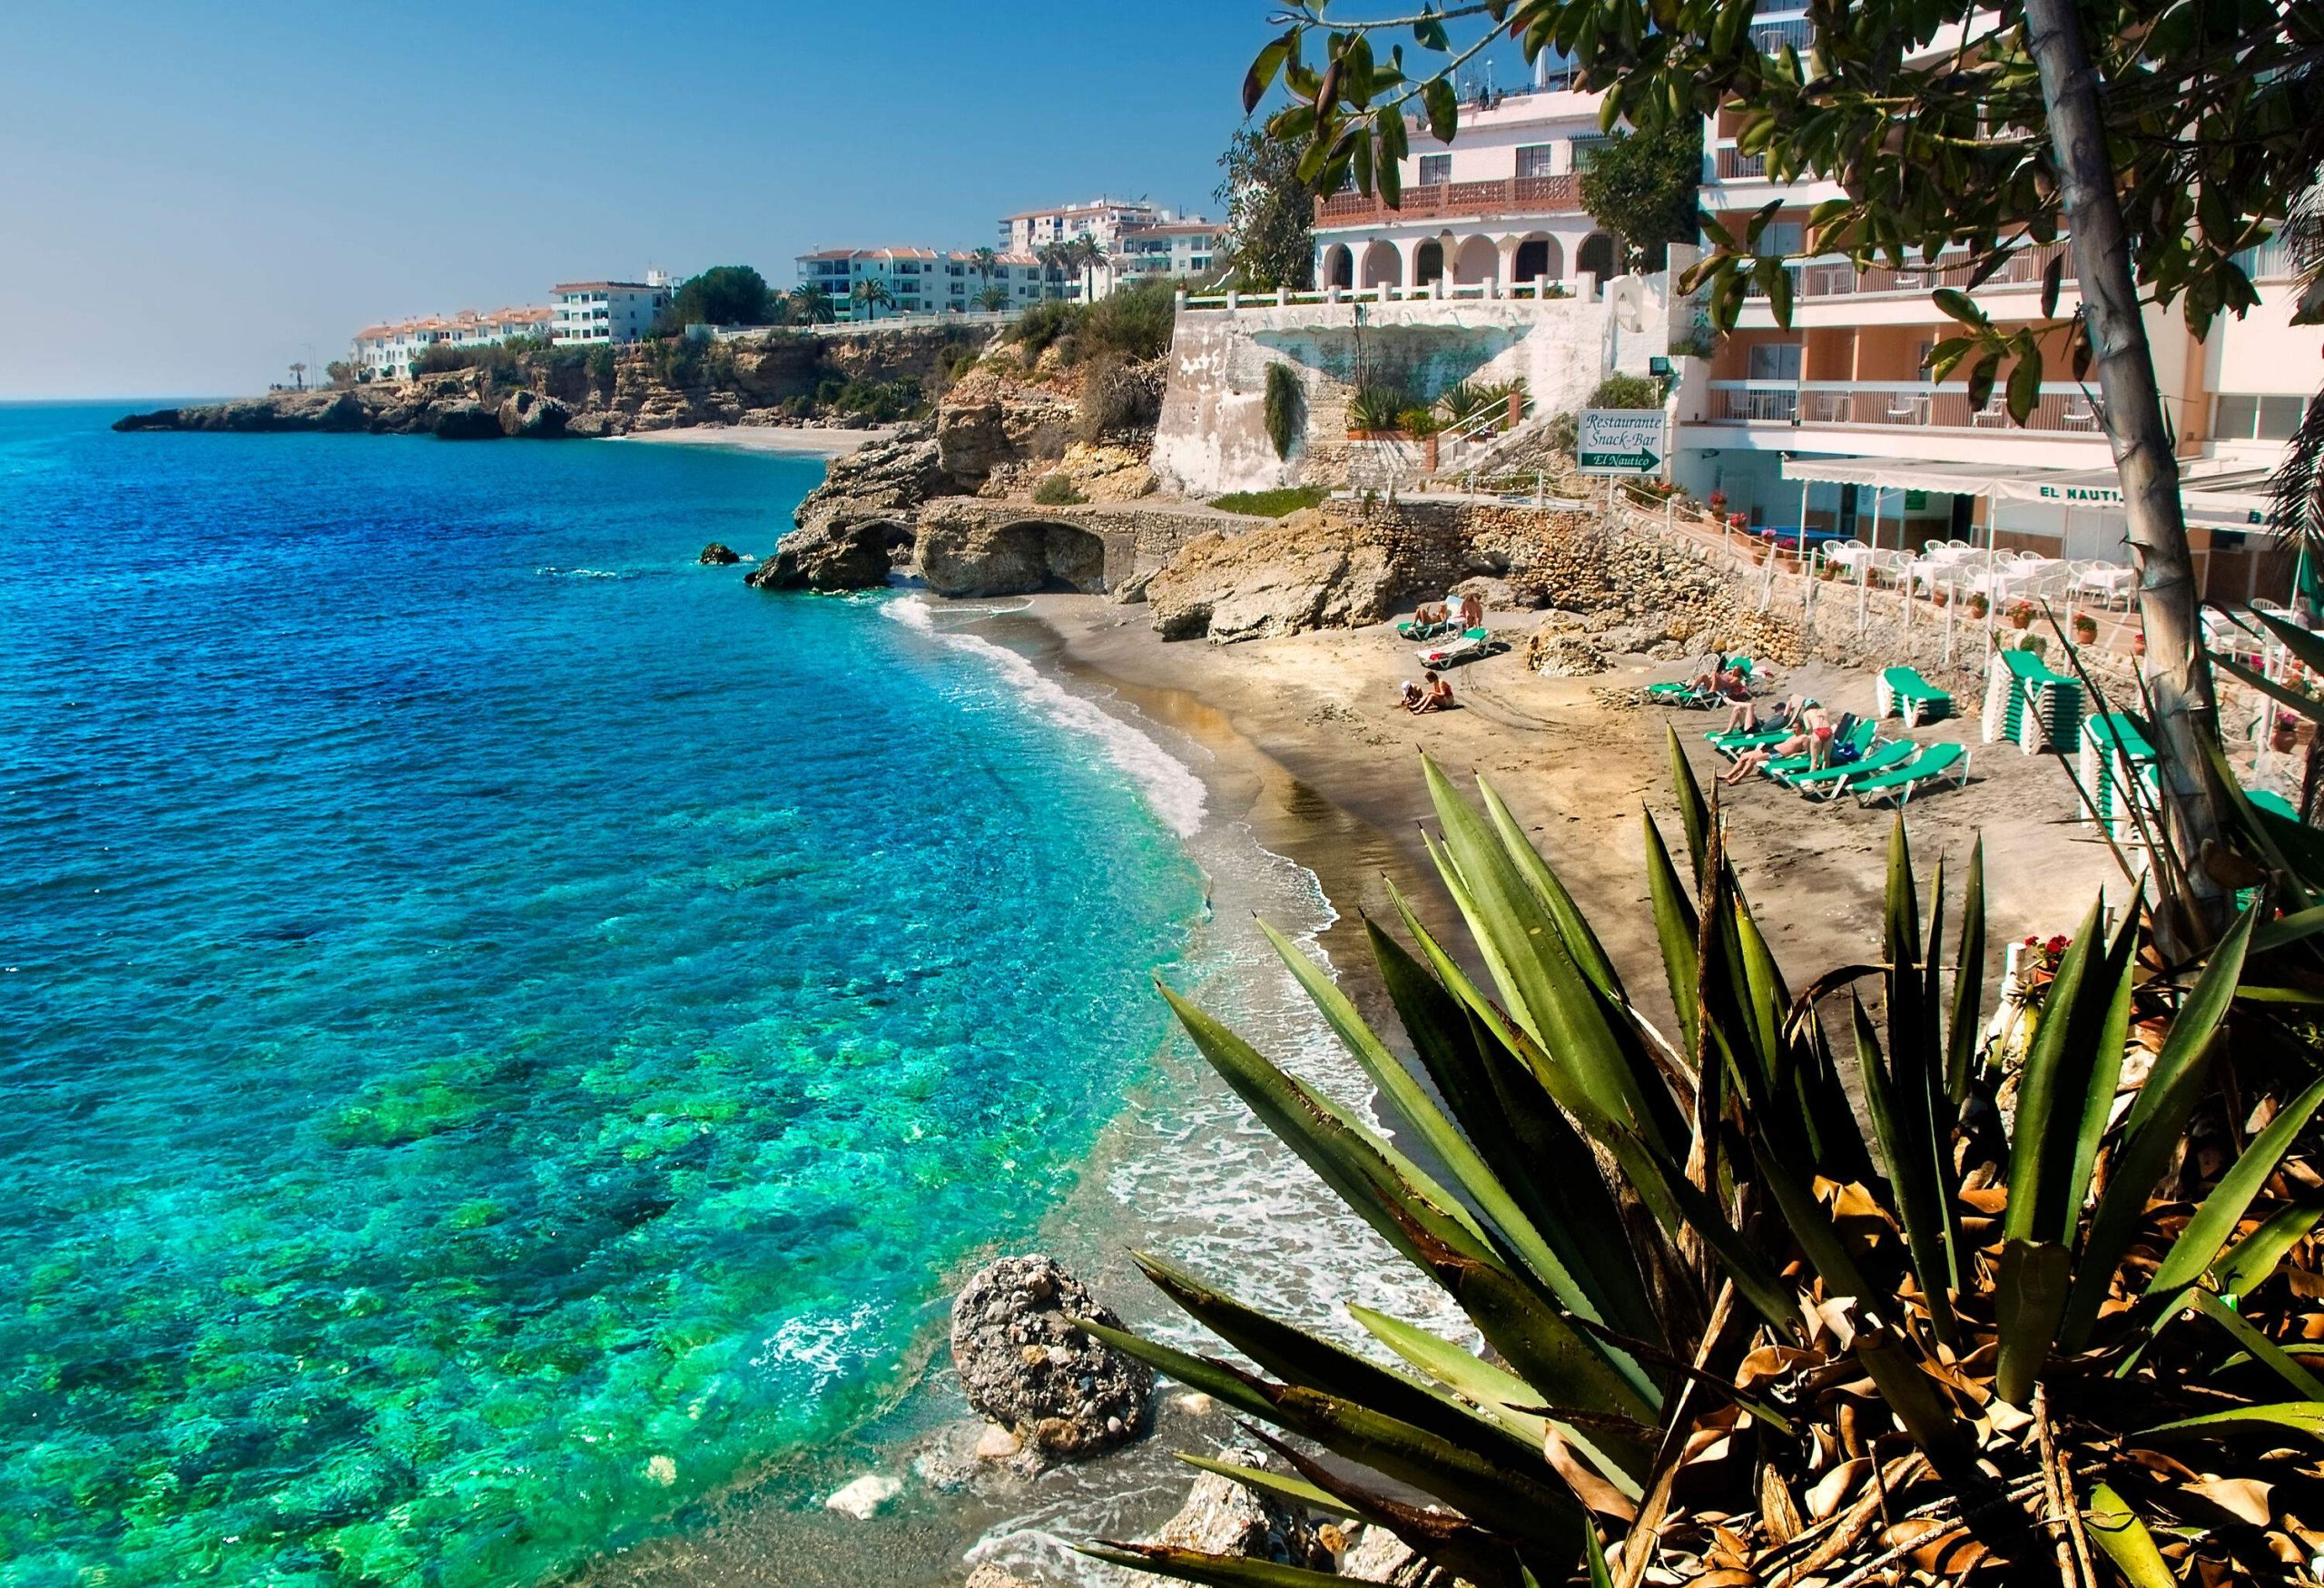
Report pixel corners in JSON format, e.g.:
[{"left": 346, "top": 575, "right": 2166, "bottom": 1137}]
[
  {"left": 1724, "top": 730, "right": 1809, "bottom": 784},
  {"left": 1396, "top": 679, "right": 1423, "bottom": 709},
  {"left": 1686, "top": 653, "right": 1729, "bottom": 693},
  {"left": 1408, "top": 670, "right": 1453, "bottom": 715},
  {"left": 1458, "top": 592, "right": 1483, "bottom": 630},
  {"left": 1413, "top": 600, "right": 1449, "bottom": 626}
]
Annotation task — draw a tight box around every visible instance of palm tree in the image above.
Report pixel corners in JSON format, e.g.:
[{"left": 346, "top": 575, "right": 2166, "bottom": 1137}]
[
  {"left": 1036, "top": 242, "right": 1069, "bottom": 300},
  {"left": 977, "top": 284, "right": 1010, "bottom": 314},
  {"left": 850, "top": 277, "right": 895, "bottom": 322},
  {"left": 1070, "top": 235, "right": 1108, "bottom": 302},
  {"left": 970, "top": 246, "right": 1000, "bottom": 293},
  {"left": 2268, "top": 187, "right": 2324, "bottom": 551},
  {"left": 787, "top": 283, "right": 834, "bottom": 325}
]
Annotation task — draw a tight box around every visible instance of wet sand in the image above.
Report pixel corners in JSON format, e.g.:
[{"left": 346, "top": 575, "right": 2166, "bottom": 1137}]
[{"left": 614, "top": 425, "right": 898, "bottom": 456}]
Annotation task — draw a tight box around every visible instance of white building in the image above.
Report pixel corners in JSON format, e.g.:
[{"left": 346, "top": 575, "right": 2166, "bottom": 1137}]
[
  {"left": 1668, "top": 3, "right": 2316, "bottom": 602},
  {"left": 796, "top": 248, "right": 1055, "bottom": 321},
  {"left": 1117, "top": 221, "right": 1223, "bottom": 285},
  {"left": 550, "top": 273, "right": 675, "bottom": 345},
  {"left": 1311, "top": 53, "right": 1621, "bottom": 296},
  {"left": 351, "top": 306, "right": 554, "bottom": 381},
  {"left": 1000, "top": 198, "right": 1166, "bottom": 260}
]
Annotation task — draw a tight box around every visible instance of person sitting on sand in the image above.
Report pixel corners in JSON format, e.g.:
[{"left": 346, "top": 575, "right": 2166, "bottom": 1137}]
[
  {"left": 1458, "top": 591, "right": 1484, "bottom": 630},
  {"left": 1406, "top": 670, "right": 1454, "bottom": 715}
]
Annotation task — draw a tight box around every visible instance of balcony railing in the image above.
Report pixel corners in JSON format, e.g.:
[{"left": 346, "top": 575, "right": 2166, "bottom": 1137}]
[
  {"left": 1786, "top": 240, "right": 2081, "bottom": 300},
  {"left": 1713, "top": 145, "right": 1768, "bottom": 181},
  {"left": 1316, "top": 173, "right": 1583, "bottom": 226},
  {"left": 1704, "top": 380, "right": 2105, "bottom": 433}
]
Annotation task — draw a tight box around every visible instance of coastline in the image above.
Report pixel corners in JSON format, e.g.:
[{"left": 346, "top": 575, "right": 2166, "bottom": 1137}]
[{"left": 612, "top": 425, "right": 898, "bottom": 457}]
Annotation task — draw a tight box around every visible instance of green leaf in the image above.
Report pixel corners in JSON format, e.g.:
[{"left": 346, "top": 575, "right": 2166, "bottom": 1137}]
[
  {"left": 2083, "top": 1484, "right": 2176, "bottom": 1588},
  {"left": 1079, "top": 1544, "right": 1351, "bottom": 1588},
  {"left": 1423, "top": 75, "right": 1458, "bottom": 142},
  {"left": 2191, "top": 1289, "right": 2324, "bottom": 1399},
  {"left": 1932, "top": 287, "right": 1985, "bottom": 325},
  {"left": 2221, "top": 1200, "right": 2324, "bottom": 1297},
  {"left": 1175, "top": 1455, "right": 1356, "bottom": 1519},
  {"left": 2002, "top": 895, "right": 2116, "bottom": 1248},
  {"left": 2149, "top": 1071, "right": 2324, "bottom": 1296},
  {"left": 1480, "top": 777, "right": 1624, "bottom": 1002},
  {"left": 1640, "top": 809, "right": 1702, "bottom": 1060},
  {"left": 1245, "top": 36, "right": 1292, "bottom": 115},
  {"left": 2060, "top": 906, "right": 2252, "bottom": 1348},
  {"left": 1666, "top": 726, "right": 1712, "bottom": 877},
  {"left": 2004, "top": 347, "right": 2042, "bottom": 424},
  {"left": 2141, "top": 1401, "right": 2324, "bottom": 1441},
  {"left": 1994, "top": 1238, "right": 2073, "bottom": 1407},
  {"left": 1946, "top": 837, "right": 1987, "bottom": 1104},
  {"left": 1584, "top": 1519, "right": 1615, "bottom": 1588}
]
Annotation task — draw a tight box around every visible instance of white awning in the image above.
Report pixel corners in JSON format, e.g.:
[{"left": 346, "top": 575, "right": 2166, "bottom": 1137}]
[{"left": 1777, "top": 456, "right": 2278, "bottom": 531}]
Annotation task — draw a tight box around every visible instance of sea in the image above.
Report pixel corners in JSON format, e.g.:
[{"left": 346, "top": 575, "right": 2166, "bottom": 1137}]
[{"left": 0, "top": 406, "right": 1461, "bottom": 1588}]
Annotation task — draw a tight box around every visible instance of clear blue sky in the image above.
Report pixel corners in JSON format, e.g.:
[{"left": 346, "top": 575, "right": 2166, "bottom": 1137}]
[{"left": 0, "top": 0, "right": 1295, "bottom": 399}]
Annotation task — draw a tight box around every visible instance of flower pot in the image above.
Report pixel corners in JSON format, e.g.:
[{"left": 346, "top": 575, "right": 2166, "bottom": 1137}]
[
  {"left": 2072, "top": 618, "right": 2098, "bottom": 644},
  {"left": 2272, "top": 725, "right": 2299, "bottom": 754},
  {"left": 2008, "top": 611, "right": 2032, "bottom": 631},
  {"left": 2132, "top": 630, "right": 2147, "bottom": 657}
]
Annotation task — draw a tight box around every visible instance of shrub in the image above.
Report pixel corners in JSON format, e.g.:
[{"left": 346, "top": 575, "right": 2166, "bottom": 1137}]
[
  {"left": 1074, "top": 278, "right": 1177, "bottom": 363},
  {"left": 1396, "top": 407, "right": 1443, "bottom": 439},
  {"left": 1344, "top": 382, "right": 1414, "bottom": 433},
  {"left": 1546, "top": 409, "right": 1580, "bottom": 454},
  {"left": 1211, "top": 486, "right": 1325, "bottom": 518},
  {"left": 1075, "top": 358, "right": 1162, "bottom": 442},
  {"left": 1588, "top": 371, "right": 1666, "bottom": 409},
  {"left": 1264, "top": 362, "right": 1304, "bottom": 459},
  {"left": 1032, "top": 472, "right": 1086, "bottom": 506},
  {"left": 1007, "top": 301, "right": 1083, "bottom": 361}
]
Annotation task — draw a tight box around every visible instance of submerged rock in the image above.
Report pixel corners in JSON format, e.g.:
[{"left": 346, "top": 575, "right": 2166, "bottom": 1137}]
[
  {"left": 697, "top": 541, "right": 742, "bottom": 566},
  {"left": 1149, "top": 1445, "right": 1333, "bottom": 1567},
  {"left": 964, "top": 1566, "right": 1039, "bottom": 1588},
  {"left": 950, "top": 1255, "right": 1151, "bottom": 1466},
  {"left": 823, "top": 1473, "right": 901, "bottom": 1519}
]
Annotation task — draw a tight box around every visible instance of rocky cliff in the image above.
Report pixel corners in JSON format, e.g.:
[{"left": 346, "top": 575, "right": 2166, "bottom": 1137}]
[{"left": 113, "top": 326, "right": 986, "bottom": 440}]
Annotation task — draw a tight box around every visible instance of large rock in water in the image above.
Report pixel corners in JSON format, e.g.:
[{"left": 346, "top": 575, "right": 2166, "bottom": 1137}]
[
  {"left": 915, "top": 501, "right": 1108, "bottom": 597},
  {"left": 432, "top": 401, "right": 503, "bottom": 440},
  {"left": 950, "top": 1256, "right": 1151, "bottom": 1464},
  {"left": 1146, "top": 509, "right": 1396, "bottom": 643},
  {"left": 747, "top": 518, "right": 898, "bottom": 591},
  {"left": 1148, "top": 1445, "right": 1333, "bottom": 1568},
  {"left": 497, "top": 389, "right": 570, "bottom": 439},
  {"left": 698, "top": 541, "right": 742, "bottom": 566}
]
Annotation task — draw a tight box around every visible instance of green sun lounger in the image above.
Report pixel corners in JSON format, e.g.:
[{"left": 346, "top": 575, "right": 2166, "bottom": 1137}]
[
  {"left": 1644, "top": 680, "right": 1717, "bottom": 708},
  {"left": 1876, "top": 666, "right": 1953, "bottom": 725},
  {"left": 1758, "top": 720, "right": 1877, "bottom": 779},
  {"left": 1777, "top": 734, "right": 1914, "bottom": 794},
  {"left": 1852, "top": 742, "right": 1970, "bottom": 806},
  {"left": 1708, "top": 721, "right": 1795, "bottom": 757},
  {"left": 2249, "top": 788, "right": 2300, "bottom": 822}
]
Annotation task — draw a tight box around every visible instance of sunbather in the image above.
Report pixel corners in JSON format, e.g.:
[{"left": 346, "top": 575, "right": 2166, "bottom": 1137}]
[
  {"left": 1722, "top": 700, "right": 1828, "bottom": 784},
  {"left": 1458, "top": 591, "right": 1484, "bottom": 629},
  {"left": 1406, "top": 670, "right": 1453, "bottom": 715}
]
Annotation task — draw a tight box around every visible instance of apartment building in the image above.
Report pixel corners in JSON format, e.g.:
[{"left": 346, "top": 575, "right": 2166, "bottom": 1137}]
[
  {"left": 351, "top": 306, "right": 554, "bottom": 380},
  {"left": 1669, "top": 3, "right": 2315, "bottom": 600},
  {"left": 1310, "top": 52, "right": 1620, "bottom": 294},
  {"left": 1000, "top": 198, "right": 1166, "bottom": 260},
  {"left": 1116, "top": 221, "right": 1223, "bottom": 285},
  {"left": 795, "top": 248, "right": 1054, "bottom": 321},
  {"left": 550, "top": 274, "right": 675, "bottom": 346}
]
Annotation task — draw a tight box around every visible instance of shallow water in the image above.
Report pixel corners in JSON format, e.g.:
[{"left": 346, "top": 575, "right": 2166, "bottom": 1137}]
[{"left": 0, "top": 409, "right": 1207, "bottom": 1588}]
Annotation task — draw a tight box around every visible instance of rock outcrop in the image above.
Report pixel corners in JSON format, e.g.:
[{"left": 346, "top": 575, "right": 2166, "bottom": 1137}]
[
  {"left": 1146, "top": 509, "right": 1397, "bottom": 643},
  {"left": 915, "top": 503, "right": 1109, "bottom": 597},
  {"left": 497, "top": 389, "right": 569, "bottom": 439},
  {"left": 1339, "top": 1524, "right": 1459, "bottom": 1586},
  {"left": 745, "top": 518, "right": 902, "bottom": 592},
  {"left": 1148, "top": 1445, "right": 1334, "bottom": 1568},
  {"left": 791, "top": 424, "right": 949, "bottom": 528},
  {"left": 949, "top": 1255, "right": 1152, "bottom": 1466},
  {"left": 698, "top": 542, "right": 742, "bottom": 566},
  {"left": 963, "top": 1567, "right": 1039, "bottom": 1588},
  {"left": 936, "top": 367, "right": 1076, "bottom": 492},
  {"left": 432, "top": 400, "right": 503, "bottom": 440}
]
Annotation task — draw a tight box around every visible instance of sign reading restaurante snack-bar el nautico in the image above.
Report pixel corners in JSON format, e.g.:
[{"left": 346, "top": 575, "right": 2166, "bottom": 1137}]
[{"left": 1576, "top": 409, "right": 1669, "bottom": 476}]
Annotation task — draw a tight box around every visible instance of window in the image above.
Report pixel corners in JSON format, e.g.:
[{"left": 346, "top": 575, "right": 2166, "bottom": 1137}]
[
  {"left": 2216, "top": 393, "right": 2311, "bottom": 440},
  {"left": 1755, "top": 222, "right": 1805, "bottom": 258},
  {"left": 1515, "top": 143, "right": 1557, "bottom": 179},
  {"left": 1418, "top": 153, "right": 1452, "bottom": 186},
  {"left": 1571, "top": 135, "right": 1612, "bottom": 170},
  {"left": 1747, "top": 342, "right": 1803, "bottom": 381}
]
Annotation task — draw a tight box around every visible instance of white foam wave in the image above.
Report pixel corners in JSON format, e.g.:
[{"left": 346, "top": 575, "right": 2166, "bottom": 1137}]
[{"left": 881, "top": 597, "right": 1207, "bottom": 837}]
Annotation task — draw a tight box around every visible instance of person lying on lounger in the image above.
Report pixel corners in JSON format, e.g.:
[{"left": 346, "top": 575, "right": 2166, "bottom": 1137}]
[
  {"left": 1725, "top": 692, "right": 1795, "bottom": 735},
  {"left": 1405, "top": 670, "right": 1454, "bottom": 715},
  {"left": 1413, "top": 597, "right": 1452, "bottom": 626},
  {"left": 1721, "top": 700, "right": 1827, "bottom": 784}
]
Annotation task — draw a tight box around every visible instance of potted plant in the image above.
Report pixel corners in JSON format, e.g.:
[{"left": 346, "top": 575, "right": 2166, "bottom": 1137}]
[
  {"left": 2273, "top": 711, "right": 2300, "bottom": 755},
  {"left": 1344, "top": 383, "right": 1414, "bottom": 440},
  {"left": 2132, "top": 628, "right": 2148, "bottom": 657},
  {"left": 1398, "top": 407, "right": 1444, "bottom": 472},
  {"left": 1709, "top": 488, "right": 1728, "bottom": 515},
  {"left": 1968, "top": 592, "right": 1990, "bottom": 619},
  {"left": 2006, "top": 598, "right": 2035, "bottom": 630},
  {"left": 2072, "top": 612, "right": 2099, "bottom": 644}
]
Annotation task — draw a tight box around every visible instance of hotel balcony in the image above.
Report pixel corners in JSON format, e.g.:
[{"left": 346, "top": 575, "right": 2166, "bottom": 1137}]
[
  {"left": 1703, "top": 380, "right": 2103, "bottom": 434},
  {"left": 1315, "top": 174, "right": 1584, "bottom": 230},
  {"left": 1728, "top": 241, "right": 2082, "bottom": 328}
]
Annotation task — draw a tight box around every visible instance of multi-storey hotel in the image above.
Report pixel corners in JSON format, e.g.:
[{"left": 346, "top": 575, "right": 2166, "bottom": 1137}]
[
  {"left": 550, "top": 275, "right": 676, "bottom": 346},
  {"left": 998, "top": 201, "right": 1218, "bottom": 299},
  {"left": 1116, "top": 221, "right": 1223, "bottom": 286},
  {"left": 794, "top": 248, "right": 1055, "bottom": 321},
  {"left": 1318, "top": 15, "right": 2315, "bottom": 600},
  {"left": 351, "top": 306, "right": 554, "bottom": 381},
  {"left": 1311, "top": 53, "right": 1623, "bottom": 295},
  {"left": 1672, "top": 5, "right": 2313, "bottom": 601}
]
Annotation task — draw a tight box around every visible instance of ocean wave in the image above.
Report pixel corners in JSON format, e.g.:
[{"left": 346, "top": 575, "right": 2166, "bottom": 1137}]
[{"left": 880, "top": 597, "right": 1207, "bottom": 839}]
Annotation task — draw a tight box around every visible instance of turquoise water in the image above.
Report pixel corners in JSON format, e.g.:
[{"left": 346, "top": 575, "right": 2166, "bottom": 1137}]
[{"left": 0, "top": 409, "right": 1206, "bottom": 1588}]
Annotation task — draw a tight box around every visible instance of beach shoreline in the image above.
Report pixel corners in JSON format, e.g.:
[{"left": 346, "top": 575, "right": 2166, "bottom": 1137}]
[{"left": 612, "top": 424, "right": 897, "bottom": 457}]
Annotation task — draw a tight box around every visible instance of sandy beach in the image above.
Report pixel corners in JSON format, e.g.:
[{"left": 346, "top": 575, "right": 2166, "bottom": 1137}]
[
  {"left": 615, "top": 424, "right": 899, "bottom": 456},
  {"left": 1014, "top": 591, "right": 2121, "bottom": 999}
]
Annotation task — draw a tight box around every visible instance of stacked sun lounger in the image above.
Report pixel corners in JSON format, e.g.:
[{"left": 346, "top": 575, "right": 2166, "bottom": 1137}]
[
  {"left": 1983, "top": 650, "right": 2084, "bottom": 755},
  {"left": 1876, "top": 666, "right": 1953, "bottom": 725},
  {"left": 2078, "top": 714, "right": 2158, "bottom": 842}
]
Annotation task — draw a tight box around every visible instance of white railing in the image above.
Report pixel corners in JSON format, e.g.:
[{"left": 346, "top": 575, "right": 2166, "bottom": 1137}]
[
  {"left": 1180, "top": 278, "right": 1581, "bottom": 313},
  {"left": 1705, "top": 379, "right": 2105, "bottom": 433}
]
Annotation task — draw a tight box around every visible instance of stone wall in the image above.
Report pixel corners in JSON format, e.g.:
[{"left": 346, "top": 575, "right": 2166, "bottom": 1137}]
[{"left": 1148, "top": 285, "right": 1669, "bottom": 498}]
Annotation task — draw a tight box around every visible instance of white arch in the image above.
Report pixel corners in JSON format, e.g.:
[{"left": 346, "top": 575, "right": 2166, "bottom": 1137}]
[
  {"left": 1359, "top": 240, "right": 1403, "bottom": 288},
  {"left": 1452, "top": 235, "right": 1500, "bottom": 285},
  {"left": 1323, "top": 244, "right": 1355, "bottom": 289},
  {"left": 1577, "top": 232, "right": 1619, "bottom": 281},
  {"left": 1512, "top": 232, "right": 1562, "bottom": 281}
]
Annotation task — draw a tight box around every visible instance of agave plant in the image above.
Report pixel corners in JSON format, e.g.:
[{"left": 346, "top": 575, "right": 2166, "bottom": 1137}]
[
  {"left": 1080, "top": 742, "right": 2324, "bottom": 1587},
  {"left": 1345, "top": 383, "right": 1417, "bottom": 435}
]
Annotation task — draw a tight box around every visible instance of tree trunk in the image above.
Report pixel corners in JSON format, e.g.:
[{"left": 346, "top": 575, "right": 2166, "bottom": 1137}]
[{"left": 2023, "top": 0, "right": 2230, "bottom": 953}]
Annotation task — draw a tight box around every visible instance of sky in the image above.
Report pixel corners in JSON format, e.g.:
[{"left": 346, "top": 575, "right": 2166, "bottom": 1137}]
[{"left": 0, "top": 0, "right": 1310, "bottom": 399}]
